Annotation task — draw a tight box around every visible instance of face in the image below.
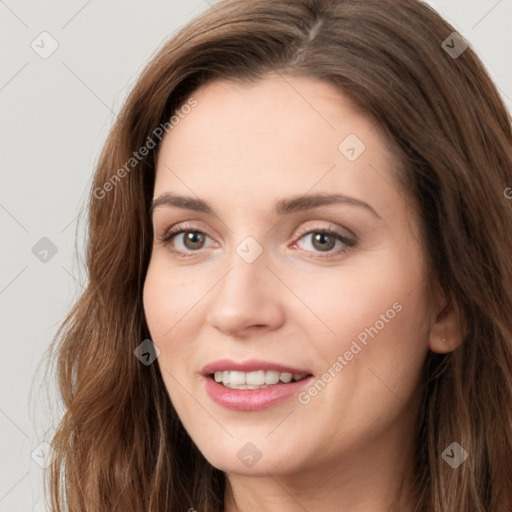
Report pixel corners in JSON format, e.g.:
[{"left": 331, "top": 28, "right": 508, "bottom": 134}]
[{"left": 143, "top": 75, "right": 433, "bottom": 477}]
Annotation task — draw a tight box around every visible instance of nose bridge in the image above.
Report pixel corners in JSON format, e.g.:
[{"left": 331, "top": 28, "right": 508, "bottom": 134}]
[
  {"left": 217, "top": 236, "right": 272, "bottom": 305},
  {"left": 205, "top": 234, "right": 284, "bottom": 332}
]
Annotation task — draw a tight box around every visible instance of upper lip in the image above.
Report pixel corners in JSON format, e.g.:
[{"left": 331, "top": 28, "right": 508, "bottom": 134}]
[{"left": 201, "top": 359, "right": 312, "bottom": 376}]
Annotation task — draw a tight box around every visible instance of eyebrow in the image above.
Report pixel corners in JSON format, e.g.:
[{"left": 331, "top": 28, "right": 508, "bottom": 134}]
[{"left": 149, "top": 192, "right": 381, "bottom": 219}]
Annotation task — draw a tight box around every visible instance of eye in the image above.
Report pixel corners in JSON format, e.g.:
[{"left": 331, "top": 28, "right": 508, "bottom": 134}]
[
  {"left": 156, "top": 222, "right": 213, "bottom": 257},
  {"left": 156, "top": 223, "right": 356, "bottom": 259},
  {"left": 293, "top": 226, "right": 355, "bottom": 258}
]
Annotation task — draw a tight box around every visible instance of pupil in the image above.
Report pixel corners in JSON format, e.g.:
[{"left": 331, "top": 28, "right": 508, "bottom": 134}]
[
  {"left": 313, "top": 233, "right": 334, "bottom": 251},
  {"left": 186, "top": 232, "right": 204, "bottom": 249}
]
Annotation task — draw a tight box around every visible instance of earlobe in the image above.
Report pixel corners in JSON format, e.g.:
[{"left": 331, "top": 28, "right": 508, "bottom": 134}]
[
  {"left": 428, "top": 299, "right": 466, "bottom": 354},
  {"left": 429, "top": 333, "right": 455, "bottom": 354}
]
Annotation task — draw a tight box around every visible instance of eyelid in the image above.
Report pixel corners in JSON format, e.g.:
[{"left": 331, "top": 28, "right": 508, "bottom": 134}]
[
  {"left": 156, "top": 221, "right": 212, "bottom": 244},
  {"left": 294, "top": 221, "right": 356, "bottom": 240}
]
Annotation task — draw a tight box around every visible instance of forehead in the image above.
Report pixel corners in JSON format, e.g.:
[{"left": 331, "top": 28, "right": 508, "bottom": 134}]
[{"left": 153, "top": 75, "right": 399, "bottom": 217}]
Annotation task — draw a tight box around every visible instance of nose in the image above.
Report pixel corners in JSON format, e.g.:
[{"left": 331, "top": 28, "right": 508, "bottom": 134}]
[{"left": 205, "top": 249, "right": 285, "bottom": 337}]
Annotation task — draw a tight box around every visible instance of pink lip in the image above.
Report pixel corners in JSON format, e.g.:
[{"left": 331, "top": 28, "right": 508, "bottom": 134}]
[
  {"left": 201, "top": 359, "right": 311, "bottom": 375},
  {"left": 201, "top": 359, "right": 313, "bottom": 411}
]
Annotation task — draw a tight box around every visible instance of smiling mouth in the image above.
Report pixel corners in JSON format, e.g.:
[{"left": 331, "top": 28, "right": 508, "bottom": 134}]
[{"left": 210, "top": 370, "right": 311, "bottom": 390}]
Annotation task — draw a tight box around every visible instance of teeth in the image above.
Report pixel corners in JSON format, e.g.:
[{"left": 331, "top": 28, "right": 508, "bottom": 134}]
[
  {"left": 230, "top": 371, "right": 245, "bottom": 386},
  {"left": 280, "top": 373, "right": 293, "bottom": 383},
  {"left": 246, "top": 370, "right": 265, "bottom": 385},
  {"left": 212, "top": 370, "right": 307, "bottom": 389},
  {"left": 265, "top": 370, "right": 280, "bottom": 385}
]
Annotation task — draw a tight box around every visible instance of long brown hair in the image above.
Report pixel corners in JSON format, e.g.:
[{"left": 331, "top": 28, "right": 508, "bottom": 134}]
[{"left": 44, "top": 0, "right": 512, "bottom": 510}]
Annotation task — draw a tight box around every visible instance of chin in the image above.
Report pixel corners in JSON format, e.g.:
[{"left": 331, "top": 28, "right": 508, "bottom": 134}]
[{"left": 196, "top": 439, "right": 303, "bottom": 476}]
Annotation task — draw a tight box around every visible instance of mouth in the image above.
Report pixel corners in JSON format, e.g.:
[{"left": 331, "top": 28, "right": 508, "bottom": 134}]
[
  {"left": 209, "top": 370, "right": 310, "bottom": 390},
  {"left": 201, "top": 359, "right": 314, "bottom": 410}
]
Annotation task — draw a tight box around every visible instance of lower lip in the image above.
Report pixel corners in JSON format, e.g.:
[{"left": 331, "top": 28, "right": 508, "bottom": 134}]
[{"left": 203, "top": 375, "right": 313, "bottom": 411}]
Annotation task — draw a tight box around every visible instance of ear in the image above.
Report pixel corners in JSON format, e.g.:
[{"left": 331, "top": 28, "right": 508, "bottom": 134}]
[{"left": 428, "top": 292, "right": 467, "bottom": 354}]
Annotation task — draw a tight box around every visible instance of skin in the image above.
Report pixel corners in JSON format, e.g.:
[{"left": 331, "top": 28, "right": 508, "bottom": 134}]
[{"left": 143, "top": 75, "right": 463, "bottom": 511}]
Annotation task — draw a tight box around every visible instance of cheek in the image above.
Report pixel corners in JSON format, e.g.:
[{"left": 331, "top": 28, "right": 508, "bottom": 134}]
[
  {"left": 142, "top": 258, "right": 214, "bottom": 386},
  {"left": 143, "top": 259, "right": 165, "bottom": 328},
  {"left": 284, "top": 254, "right": 427, "bottom": 349},
  {"left": 142, "top": 262, "right": 189, "bottom": 379},
  {"left": 142, "top": 257, "right": 201, "bottom": 340},
  {"left": 365, "top": 287, "right": 431, "bottom": 393},
  {"left": 293, "top": 249, "right": 430, "bottom": 398},
  {"left": 143, "top": 263, "right": 198, "bottom": 410},
  {"left": 293, "top": 276, "right": 430, "bottom": 451}
]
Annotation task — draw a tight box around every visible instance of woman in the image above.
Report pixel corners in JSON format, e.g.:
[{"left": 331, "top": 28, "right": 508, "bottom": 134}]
[{"left": 46, "top": 0, "right": 512, "bottom": 510}]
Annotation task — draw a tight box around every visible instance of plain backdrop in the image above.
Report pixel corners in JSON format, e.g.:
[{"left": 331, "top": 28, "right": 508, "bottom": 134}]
[{"left": 1, "top": 1, "right": 511, "bottom": 510}]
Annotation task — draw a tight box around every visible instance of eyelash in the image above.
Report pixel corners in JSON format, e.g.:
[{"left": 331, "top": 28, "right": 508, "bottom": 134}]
[{"left": 156, "top": 222, "right": 356, "bottom": 259}]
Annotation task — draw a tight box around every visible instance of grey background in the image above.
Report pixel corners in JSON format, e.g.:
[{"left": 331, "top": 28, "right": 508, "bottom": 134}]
[{"left": 1, "top": 1, "right": 510, "bottom": 510}]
